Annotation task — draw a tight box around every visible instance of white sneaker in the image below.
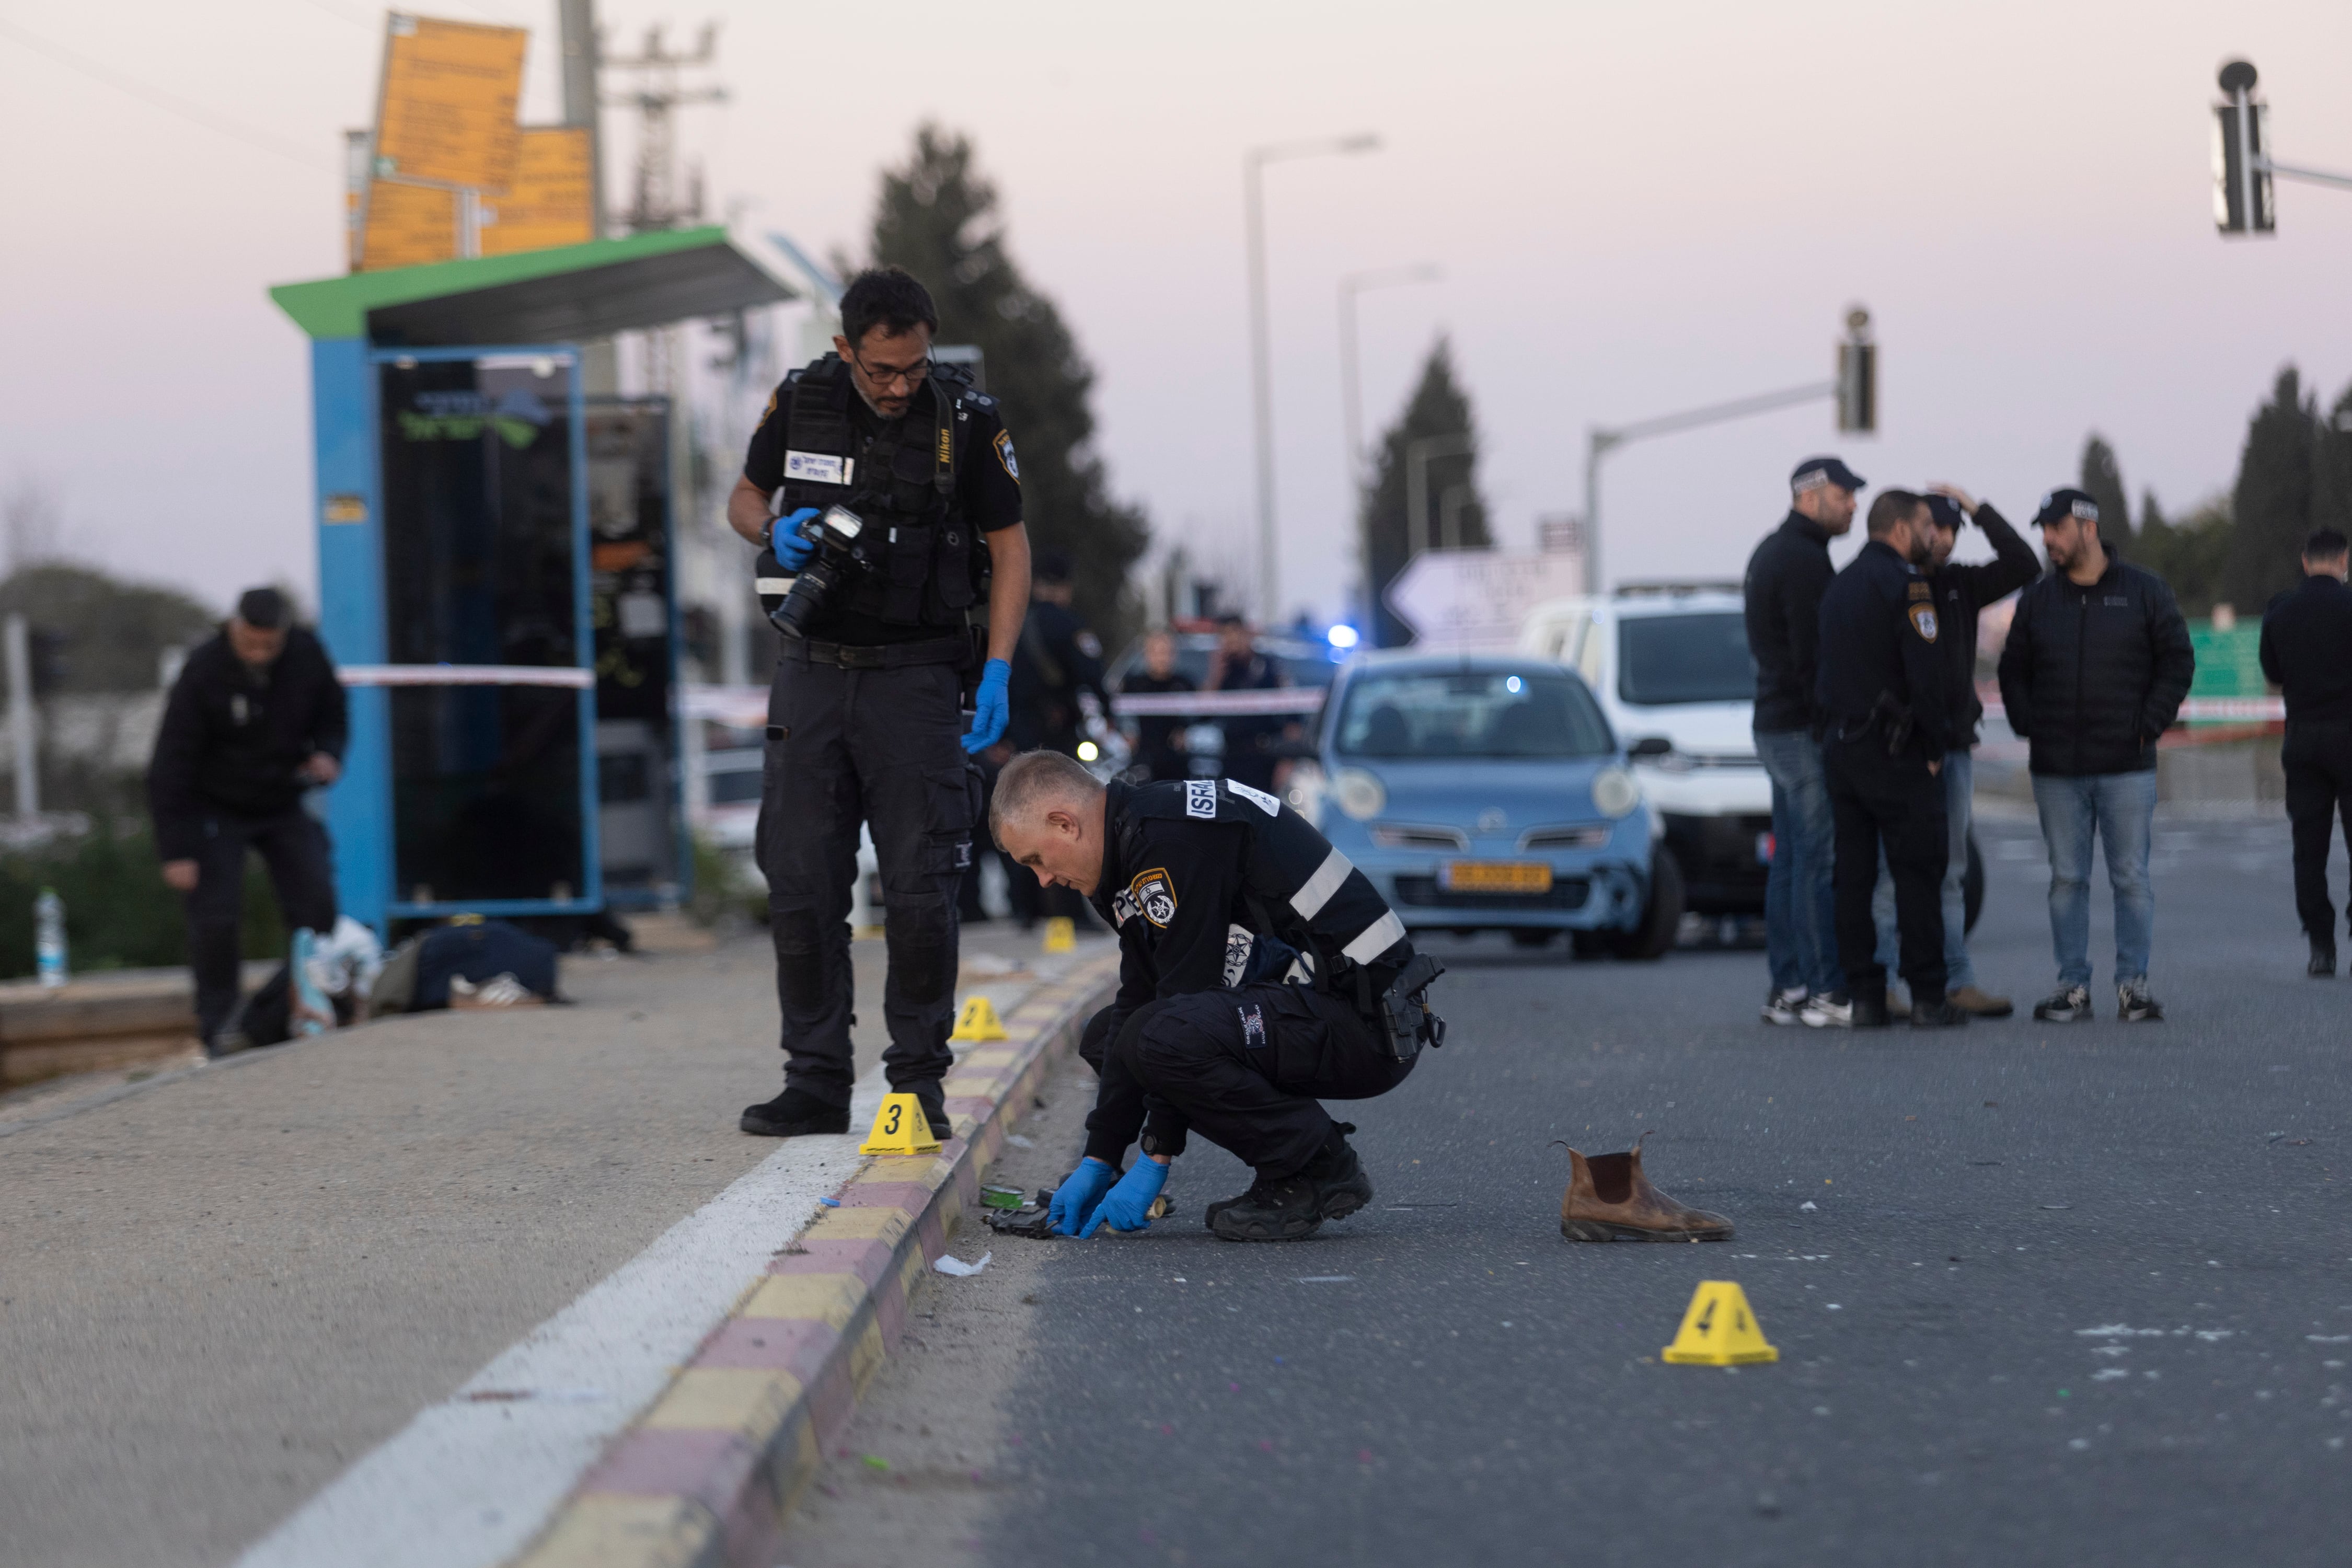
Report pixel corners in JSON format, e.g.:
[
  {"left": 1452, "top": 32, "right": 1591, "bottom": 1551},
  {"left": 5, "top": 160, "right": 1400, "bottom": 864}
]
[
  {"left": 1799, "top": 990, "right": 1853, "bottom": 1028},
  {"left": 1760, "top": 986, "right": 1808, "bottom": 1025}
]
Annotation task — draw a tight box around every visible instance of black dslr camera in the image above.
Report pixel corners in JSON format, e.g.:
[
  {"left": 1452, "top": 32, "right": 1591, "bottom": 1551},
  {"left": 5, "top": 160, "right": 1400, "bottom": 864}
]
[{"left": 759, "top": 505, "right": 866, "bottom": 640}]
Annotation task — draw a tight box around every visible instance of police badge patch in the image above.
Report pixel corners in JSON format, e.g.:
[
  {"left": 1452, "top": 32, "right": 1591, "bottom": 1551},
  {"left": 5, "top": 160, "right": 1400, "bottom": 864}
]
[
  {"left": 1909, "top": 605, "right": 1939, "bottom": 641},
  {"left": 1223, "top": 924, "right": 1255, "bottom": 987},
  {"left": 994, "top": 429, "right": 1020, "bottom": 481},
  {"left": 1130, "top": 868, "right": 1177, "bottom": 927},
  {"left": 1185, "top": 780, "right": 1217, "bottom": 818}
]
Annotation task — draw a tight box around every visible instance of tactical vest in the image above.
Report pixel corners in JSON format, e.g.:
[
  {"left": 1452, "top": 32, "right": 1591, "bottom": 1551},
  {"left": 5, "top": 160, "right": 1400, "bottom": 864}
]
[{"left": 766, "top": 354, "right": 988, "bottom": 628}]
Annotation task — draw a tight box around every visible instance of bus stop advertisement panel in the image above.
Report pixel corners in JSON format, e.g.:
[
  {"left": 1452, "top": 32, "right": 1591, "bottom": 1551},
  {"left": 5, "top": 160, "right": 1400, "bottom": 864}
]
[{"left": 364, "top": 347, "right": 600, "bottom": 923}]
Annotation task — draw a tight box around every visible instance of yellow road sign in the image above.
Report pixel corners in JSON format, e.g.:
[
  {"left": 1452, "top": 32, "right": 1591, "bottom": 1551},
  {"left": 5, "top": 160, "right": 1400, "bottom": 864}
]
[
  {"left": 373, "top": 13, "right": 526, "bottom": 193},
  {"left": 358, "top": 178, "right": 457, "bottom": 271},
  {"left": 480, "top": 127, "right": 594, "bottom": 255}
]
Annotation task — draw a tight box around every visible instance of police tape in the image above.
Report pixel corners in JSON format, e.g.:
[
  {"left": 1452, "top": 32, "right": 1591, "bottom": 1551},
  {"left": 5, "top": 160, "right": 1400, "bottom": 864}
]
[
  {"left": 1978, "top": 697, "right": 2284, "bottom": 723},
  {"left": 1108, "top": 688, "right": 1326, "bottom": 716},
  {"left": 338, "top": 665, "right": 595, "bottom": 689}
]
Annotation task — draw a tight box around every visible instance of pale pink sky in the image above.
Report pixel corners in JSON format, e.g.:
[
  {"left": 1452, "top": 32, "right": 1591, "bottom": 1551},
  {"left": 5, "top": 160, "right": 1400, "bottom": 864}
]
[{"left": 3, "top": 0, "right": 2349, "bottom": 620}]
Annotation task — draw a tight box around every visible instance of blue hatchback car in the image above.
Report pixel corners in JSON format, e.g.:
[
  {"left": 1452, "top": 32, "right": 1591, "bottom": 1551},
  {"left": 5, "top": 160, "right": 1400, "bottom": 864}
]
[{"left": 1286, "top": 651, "right": 1681, "bottom": 958}]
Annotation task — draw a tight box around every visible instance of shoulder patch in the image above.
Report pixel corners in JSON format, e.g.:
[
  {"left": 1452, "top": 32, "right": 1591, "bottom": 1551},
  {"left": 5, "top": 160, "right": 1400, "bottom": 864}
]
[
  {"left": 994, "top": 429, "right": 1020, "bottom": 482},
  {"left": 1909, "top": 604, "right": 1939, "bottom": 641},
  {"left": 1225, "top": 778, "right": 1281, "bottom": 816},
  {"left": 1907, "top": 581, "right": 1932, "bottom": 600},
  {"left": 759, "top": 388, "right": 778, "bottom": 423},
  {"left": 1223, "top": 924, "right": 1254, "bottom": 987},
  {"left": 1129, "top": 867, "right": 1177, "bottom": 928},
  {"left": 1185, "top": 779, "right": 1217, "bottom": 818}
]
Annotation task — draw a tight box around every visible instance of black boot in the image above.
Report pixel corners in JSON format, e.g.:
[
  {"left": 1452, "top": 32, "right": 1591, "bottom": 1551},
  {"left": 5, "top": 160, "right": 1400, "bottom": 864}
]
[
  {"left": 740, "top": 1087, "right": 850, "bottom": 1137},
  {"left": 1210, "top": 1172, "right": 1323, "bottom": 1241},
  {"left": 1849, "top": 991, "right": 1892, "bottom": 1028},
  {"left": 2310, "top": 939, "right": 2336, "bottom": 978},
  {"left": 1909, "top": 997, "right": 1970, "bottom": 1029},
  {"left": 906, "top": 1080, "right": 955, "bottom": 1141},
  {"left": 1302, "top": 1124, "right": 1374, "bottom": 1219}
]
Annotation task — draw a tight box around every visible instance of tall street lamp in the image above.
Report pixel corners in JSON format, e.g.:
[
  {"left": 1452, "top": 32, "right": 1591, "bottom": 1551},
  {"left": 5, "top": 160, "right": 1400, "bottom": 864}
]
[
  {"left": 1245, "top": 132, "right": 1380, "bottom": 626},
  {"left": 1339, "top": 263, "right": 1442, "bottom": 489}
]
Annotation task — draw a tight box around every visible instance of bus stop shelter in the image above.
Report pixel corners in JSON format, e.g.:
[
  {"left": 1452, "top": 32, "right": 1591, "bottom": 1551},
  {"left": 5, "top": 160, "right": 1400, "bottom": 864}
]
[{"left": 268, "top": 226, "right": 800, "bottom": 934}]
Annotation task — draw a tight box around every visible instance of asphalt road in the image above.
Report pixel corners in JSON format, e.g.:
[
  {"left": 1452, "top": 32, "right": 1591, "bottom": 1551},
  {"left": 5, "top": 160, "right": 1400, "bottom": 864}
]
[{"left": 793, "top": 811, "right": 2350, "bottom": 1568}]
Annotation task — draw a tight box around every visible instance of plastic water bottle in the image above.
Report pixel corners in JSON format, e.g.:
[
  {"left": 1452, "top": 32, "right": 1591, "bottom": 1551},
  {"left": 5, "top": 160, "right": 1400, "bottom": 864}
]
[{"left": 34, "top": 887, "right": 66, "bottom": 989}]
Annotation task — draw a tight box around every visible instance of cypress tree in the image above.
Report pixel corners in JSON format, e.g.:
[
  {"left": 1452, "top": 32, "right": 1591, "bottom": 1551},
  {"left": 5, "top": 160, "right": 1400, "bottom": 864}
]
[
  {"left": 2221, "top": 366, "right": 2317, "bottom": 610},
  {"left": 2310, "top": 382, "right": 2352, "bottom": 544},
  {"left": 1362, "top": 339, "right": 1489, "bottom": 647},
  {"left": 2078, "top": 434, "right": 2132, "bottom": 541},
  {"left": 868, "top": 125, "right": 1149, "bottom": 639}
]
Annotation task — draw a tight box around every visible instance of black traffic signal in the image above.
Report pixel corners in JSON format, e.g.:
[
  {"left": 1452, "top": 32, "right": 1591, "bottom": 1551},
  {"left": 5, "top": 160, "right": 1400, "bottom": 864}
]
[
  {"left": 1836, "top": 307, "right": 1875, "bottom": 434},
  {"left": 2213, "top": 60, "right": 2275, "bottom": 237}
]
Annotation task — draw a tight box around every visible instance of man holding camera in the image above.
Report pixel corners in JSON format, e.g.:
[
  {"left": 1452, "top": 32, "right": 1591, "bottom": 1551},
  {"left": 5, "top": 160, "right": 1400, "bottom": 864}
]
[{"left": 724, "top": 267, "right": 1032, "bottom": 1140}]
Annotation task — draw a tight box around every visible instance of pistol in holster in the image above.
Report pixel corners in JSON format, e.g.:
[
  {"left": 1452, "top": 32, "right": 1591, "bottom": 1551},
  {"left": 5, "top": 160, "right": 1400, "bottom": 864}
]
[
  {"left": 1871, "top": 690, "right": 1916, "bottom": 757},
  {"left": 1376, "top": 952, "right": 1448, "bottom": 1063}
]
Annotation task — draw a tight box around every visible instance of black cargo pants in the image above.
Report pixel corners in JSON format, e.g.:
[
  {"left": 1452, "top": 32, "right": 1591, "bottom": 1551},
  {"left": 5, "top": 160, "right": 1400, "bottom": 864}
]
[
  {"left": 2283, "top": 719, "right": 2352, "bottom": 949},
  {"left": 185, "top": 806, "right": 338, "bottom": 1043},
  {"left": 1825, "top": 734, "right": 1949, "bottom": 1005},
  {"left": 757, "top": 643, "right": 977, "bottom": 1108},
  {"left": 1106, "top": 982, "right": 1414, "bottom": 1179}
]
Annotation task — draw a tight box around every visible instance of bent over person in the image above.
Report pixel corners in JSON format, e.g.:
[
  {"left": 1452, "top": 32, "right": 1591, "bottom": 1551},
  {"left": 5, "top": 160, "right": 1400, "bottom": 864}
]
[{"left": 988, "top": 752, "right": 1444, "bottom": 1242}]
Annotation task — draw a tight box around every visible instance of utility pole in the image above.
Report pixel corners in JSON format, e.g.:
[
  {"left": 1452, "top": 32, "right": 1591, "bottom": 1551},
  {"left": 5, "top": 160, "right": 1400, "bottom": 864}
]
[
  {"left": 558, "top": 0, "right": 616, "bottom": 395},
  {"left": 1338, "top": 264, "right": 1441, "bottom": 489},
  {"left": 6, "top": 614, "right": 36, "bottom": 819},
  {"left": 1243, "top": 133, "right": 1380, "bottom": 628},
  {"left": 603, "top": 23, "right": 727, "bottom": 395}
]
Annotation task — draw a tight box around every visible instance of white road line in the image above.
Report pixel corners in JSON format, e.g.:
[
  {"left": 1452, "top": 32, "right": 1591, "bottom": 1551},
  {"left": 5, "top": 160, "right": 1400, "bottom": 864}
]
[{"left": 234, "top": 1076, "right": 893, "bottom": 1568}]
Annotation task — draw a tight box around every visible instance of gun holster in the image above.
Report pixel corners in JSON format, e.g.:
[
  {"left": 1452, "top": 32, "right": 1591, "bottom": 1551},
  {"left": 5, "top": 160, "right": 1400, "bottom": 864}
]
[
  {"left": 1376, "top": 953, "right": 1447, "bottom": 1063},
  {"left": 1870, "top": 690, "right": 1916, "bottom": 757}
]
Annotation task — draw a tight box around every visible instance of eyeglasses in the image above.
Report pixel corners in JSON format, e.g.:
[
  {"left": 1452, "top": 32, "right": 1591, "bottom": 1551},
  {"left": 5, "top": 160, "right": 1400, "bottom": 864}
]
[{"left": 851, "top": 350, "right": 931, "bottom": 390}]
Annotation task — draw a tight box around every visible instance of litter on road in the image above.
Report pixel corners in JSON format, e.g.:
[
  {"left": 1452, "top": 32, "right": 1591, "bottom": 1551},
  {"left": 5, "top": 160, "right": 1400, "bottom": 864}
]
[{"left": 934, "top": 1251, "right": 991, "bottom": 1277}]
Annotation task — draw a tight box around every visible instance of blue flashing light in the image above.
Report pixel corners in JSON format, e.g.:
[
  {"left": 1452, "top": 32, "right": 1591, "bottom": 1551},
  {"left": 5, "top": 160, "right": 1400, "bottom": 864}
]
[
  {"left": 1505, "top": 675, "right": 1523, "bottom": 693},
  {"left": 1326, "top": 624, "right": 1360, "bottom": 650}
]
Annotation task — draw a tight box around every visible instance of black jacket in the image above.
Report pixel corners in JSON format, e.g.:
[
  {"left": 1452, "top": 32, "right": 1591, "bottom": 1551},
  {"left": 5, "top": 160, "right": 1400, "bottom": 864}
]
[
  {"left": 1927, "top": 501, "right": 2043, "bottom": 743},
  {"left": 2258, "top": 572, "right": 2352, "bottom": 727},
  {"left": 1007, "top": 598, "right": 1110, "bottom": 751},
  {"left": 148, "top": 627, "right": 347, "bottom": 859},
  {"left": 1744, "top": 510, "right": 1838, "bottom": 732},
  {"left": 1815, "top": 538, "right": 1955, "bottom": 759},
  {"left": 1080, "top": 776, "right": 1413, "bottom": 1165},
  {"left": 1996, "top": 551, "right": 2195, "bottom": 776}
]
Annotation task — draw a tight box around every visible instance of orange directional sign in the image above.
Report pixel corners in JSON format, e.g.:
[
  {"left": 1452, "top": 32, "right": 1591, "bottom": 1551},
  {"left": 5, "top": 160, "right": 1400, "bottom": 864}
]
[
  {"left": 372, "top": 13, "right": 526, "bottom": 193},
  {"left": 480, "top": 128, "right": 595, "bottom": 256},
  {"left": 358, "top": 178, "right": 458, "bottom": 271}
]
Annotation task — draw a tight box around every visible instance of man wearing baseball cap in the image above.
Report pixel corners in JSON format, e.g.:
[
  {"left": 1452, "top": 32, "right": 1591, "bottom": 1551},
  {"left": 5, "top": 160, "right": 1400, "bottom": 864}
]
[
  {"left": 1996, "top": 489, "right": 2195, "bottom": 1022},
  {"left": 1745, "top": 456, "right": 1863, "bottom": 1027}
]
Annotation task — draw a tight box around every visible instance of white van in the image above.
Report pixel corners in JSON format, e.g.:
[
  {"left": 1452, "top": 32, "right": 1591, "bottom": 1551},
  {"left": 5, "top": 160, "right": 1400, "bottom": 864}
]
[{"left": 1519, "top": 585, "right": 1773, "bottom": 916}]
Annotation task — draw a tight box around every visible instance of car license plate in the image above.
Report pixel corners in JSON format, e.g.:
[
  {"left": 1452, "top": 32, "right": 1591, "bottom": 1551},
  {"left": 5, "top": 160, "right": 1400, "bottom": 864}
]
[{"left": 1440, "top": 860, "right": 1553, "bottom": 894}]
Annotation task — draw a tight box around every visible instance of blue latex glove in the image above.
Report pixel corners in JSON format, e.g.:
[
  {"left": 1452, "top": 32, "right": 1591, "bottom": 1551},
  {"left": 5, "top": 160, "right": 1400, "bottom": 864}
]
[
  {"left": 768, "top": 506, "right": 821, "bottom": 569},
  {"left": 1048, "top": 1158, "right": 1118, "bottom": 1236},
  {"left": 963, "top": 658, "right": 1012, "bottom": 754},
  {"left": 1082, "top": 1156, "right": 1169, "bottom": 1237}
]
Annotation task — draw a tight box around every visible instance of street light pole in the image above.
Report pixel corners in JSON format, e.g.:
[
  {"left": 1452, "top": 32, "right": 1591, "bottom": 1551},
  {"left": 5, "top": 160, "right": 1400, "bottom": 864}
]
[
  {"left": 1244, "top": 132, "right": 1380, "bottom": 627},
  {"left": 1339, "top": 264, "right": 1442, "bottom": 489}
]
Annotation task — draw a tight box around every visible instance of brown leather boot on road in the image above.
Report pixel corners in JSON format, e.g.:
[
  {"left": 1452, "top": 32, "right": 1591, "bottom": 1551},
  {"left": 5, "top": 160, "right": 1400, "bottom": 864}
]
[
  {"left": 1555, "top": 1136, "right": 1735, "bottom": 1243},
  {"left": 1949, "top": 985, "right": 2014, "bottom": 1018}
]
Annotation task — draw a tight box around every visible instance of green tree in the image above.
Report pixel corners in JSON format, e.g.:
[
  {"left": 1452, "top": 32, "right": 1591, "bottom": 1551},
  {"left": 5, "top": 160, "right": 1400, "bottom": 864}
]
[
  {"left": 2310, "top": 382, "right": 2352, "bottom": 543},
  {"left": 2078, "top": 433, "right": 2132, "bottom": 540},
  {"left": 867, "top": 125, "right": 1149, "bottom": 642},
  {"left": 2222, "top": 366, "right": 2319, "bottom": 612},
  {"left": 2133, "top": 489, "right": 2234, "bottom": 617},
  {"left": 0, "top": 563, "right": 215, "bottom": 693},
  {"left": 1362, "top": 339, "right": 1490, "bottom": 647}
]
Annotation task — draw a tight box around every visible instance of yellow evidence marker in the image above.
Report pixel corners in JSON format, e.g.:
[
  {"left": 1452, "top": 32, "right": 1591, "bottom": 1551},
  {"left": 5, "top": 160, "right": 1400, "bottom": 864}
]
[
  {"left": 859, "top": 1093, "right": 942, "bottom": 1155},
  {"left": 1661, "top": 1280, "right": 1779, "bottom": 1365},
  {"left": 949, "top": 995, "right": 1008, "bottom": 1042},
  {"left": 1042, "top": 916, "right": 1076, "bottom": 953}
]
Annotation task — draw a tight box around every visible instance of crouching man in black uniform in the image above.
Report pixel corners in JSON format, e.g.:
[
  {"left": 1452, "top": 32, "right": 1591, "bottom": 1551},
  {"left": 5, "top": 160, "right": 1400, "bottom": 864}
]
[{"left": 988, "top": 751, "right": 1443, "bottom": 1242}]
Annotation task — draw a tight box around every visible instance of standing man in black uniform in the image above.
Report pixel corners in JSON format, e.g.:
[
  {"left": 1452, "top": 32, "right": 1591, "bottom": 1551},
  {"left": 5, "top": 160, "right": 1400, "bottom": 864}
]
[
  {"left": 988, "top": 751, "right": 1443, "bottom": 1242},
  {"left": 147, "top": 587, "right": 345, "bottom": 1054},
  {"left": 1002, "top": 550, "right": 1111, "bottom": 928},
  {"left": 724, "top": 267, "right": 1032, "bottom": 1140},
  {"left": 1120, "top": 628, "right": 1197, "bottom": 782},
  {"left": 2258, "top": 527, "right": 2352, "bottom": 975},
  {"left": 1814, "top": 490, "right": 1968, "bottom": 1029},
  {"left": 1205, "top": 615, "right": 1288, "bottom": 795}
]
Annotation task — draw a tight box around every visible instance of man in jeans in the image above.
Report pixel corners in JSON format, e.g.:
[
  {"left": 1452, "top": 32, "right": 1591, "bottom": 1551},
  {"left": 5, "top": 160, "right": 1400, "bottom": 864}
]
[
  {"left": 1996, "top": 489, "right": 2195, "bottom": 1022},
  {"left": 1745, "top": 456, "right": 1863, "bottom": 1026},
  {"left": 1870, "top": 486, "right": 2041, "bottom": 1016}
]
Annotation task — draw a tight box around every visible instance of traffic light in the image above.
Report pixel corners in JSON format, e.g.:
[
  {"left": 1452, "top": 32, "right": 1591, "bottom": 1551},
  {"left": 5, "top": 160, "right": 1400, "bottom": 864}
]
[
  {"left": 2213, "top": 60, "right": 2274, "bottom": 237},
  {"left": 1836, "top": 306, "right": 1875, "bottom": 434}
]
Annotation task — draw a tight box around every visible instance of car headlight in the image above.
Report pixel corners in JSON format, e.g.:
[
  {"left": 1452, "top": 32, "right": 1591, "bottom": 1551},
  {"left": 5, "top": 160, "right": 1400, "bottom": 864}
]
[
  {"left": 1283, "top": 760, "right": 1327, "bottom": 827},
  {"left": 1590, "top": 765, "right": 1640, "bottom": 818},
  {"left": 1331, "top": 767, "right": 1386, "bottom": 821}
]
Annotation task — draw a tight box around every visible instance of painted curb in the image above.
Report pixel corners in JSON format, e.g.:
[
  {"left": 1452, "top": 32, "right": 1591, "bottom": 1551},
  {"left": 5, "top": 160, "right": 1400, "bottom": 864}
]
[{"left": 504, "top": 951, "right": 1118, "bottom": 1568}]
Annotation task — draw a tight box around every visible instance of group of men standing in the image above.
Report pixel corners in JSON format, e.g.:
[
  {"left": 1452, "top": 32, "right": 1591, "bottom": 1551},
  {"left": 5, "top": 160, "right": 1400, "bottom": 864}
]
[{"left": 1745, "top": 455, "right": 2196, "bottom": 1029}]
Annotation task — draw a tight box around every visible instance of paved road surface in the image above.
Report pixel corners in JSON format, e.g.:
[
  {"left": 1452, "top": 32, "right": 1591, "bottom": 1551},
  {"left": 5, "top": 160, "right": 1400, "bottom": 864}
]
[{"left": 788, "top": 814, "right": 2350, "bottom": 1568}]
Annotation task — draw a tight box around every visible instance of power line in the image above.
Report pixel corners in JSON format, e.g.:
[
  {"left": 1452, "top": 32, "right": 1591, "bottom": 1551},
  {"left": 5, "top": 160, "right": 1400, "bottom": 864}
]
[{"left": 0, "top": 16, "right": 337, "bottom": 175}]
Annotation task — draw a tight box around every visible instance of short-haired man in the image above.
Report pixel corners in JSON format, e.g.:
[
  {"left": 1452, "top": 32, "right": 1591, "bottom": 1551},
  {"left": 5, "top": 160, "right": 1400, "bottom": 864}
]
[
  {"left": 1814, "top": 491, "right": 1968, "bottom": 1029},
  {"left": 1120, "top": 628, "right": 1196, "bottom": 782},
  {"left": 1867, "top": 486, "right": 2041, "bottom": 1017},
  {"left": 989, "top": 752, "right": 1443, "bottom": 1242},
  {"left": 724, "top": 266, "right": 1033, "bottom": 1138},
  {"left": 1745, "top": 455, "right": 1863, "bottom": 1027},
  {"left": 147, "top": 587, "right": 346, "bottom": 1054},
  {"left": 2258, "top": 527, "right": 2352, "bottom": 975},
  {"left": 1997, "top": 489, "right": 2195, "bottom": 1022}
]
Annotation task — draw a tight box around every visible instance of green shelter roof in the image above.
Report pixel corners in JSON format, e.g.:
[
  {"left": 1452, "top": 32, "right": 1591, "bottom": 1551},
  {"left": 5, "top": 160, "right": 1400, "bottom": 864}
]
[{"left": 269, "top": 226, "right": 799, "bottom": 344}]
